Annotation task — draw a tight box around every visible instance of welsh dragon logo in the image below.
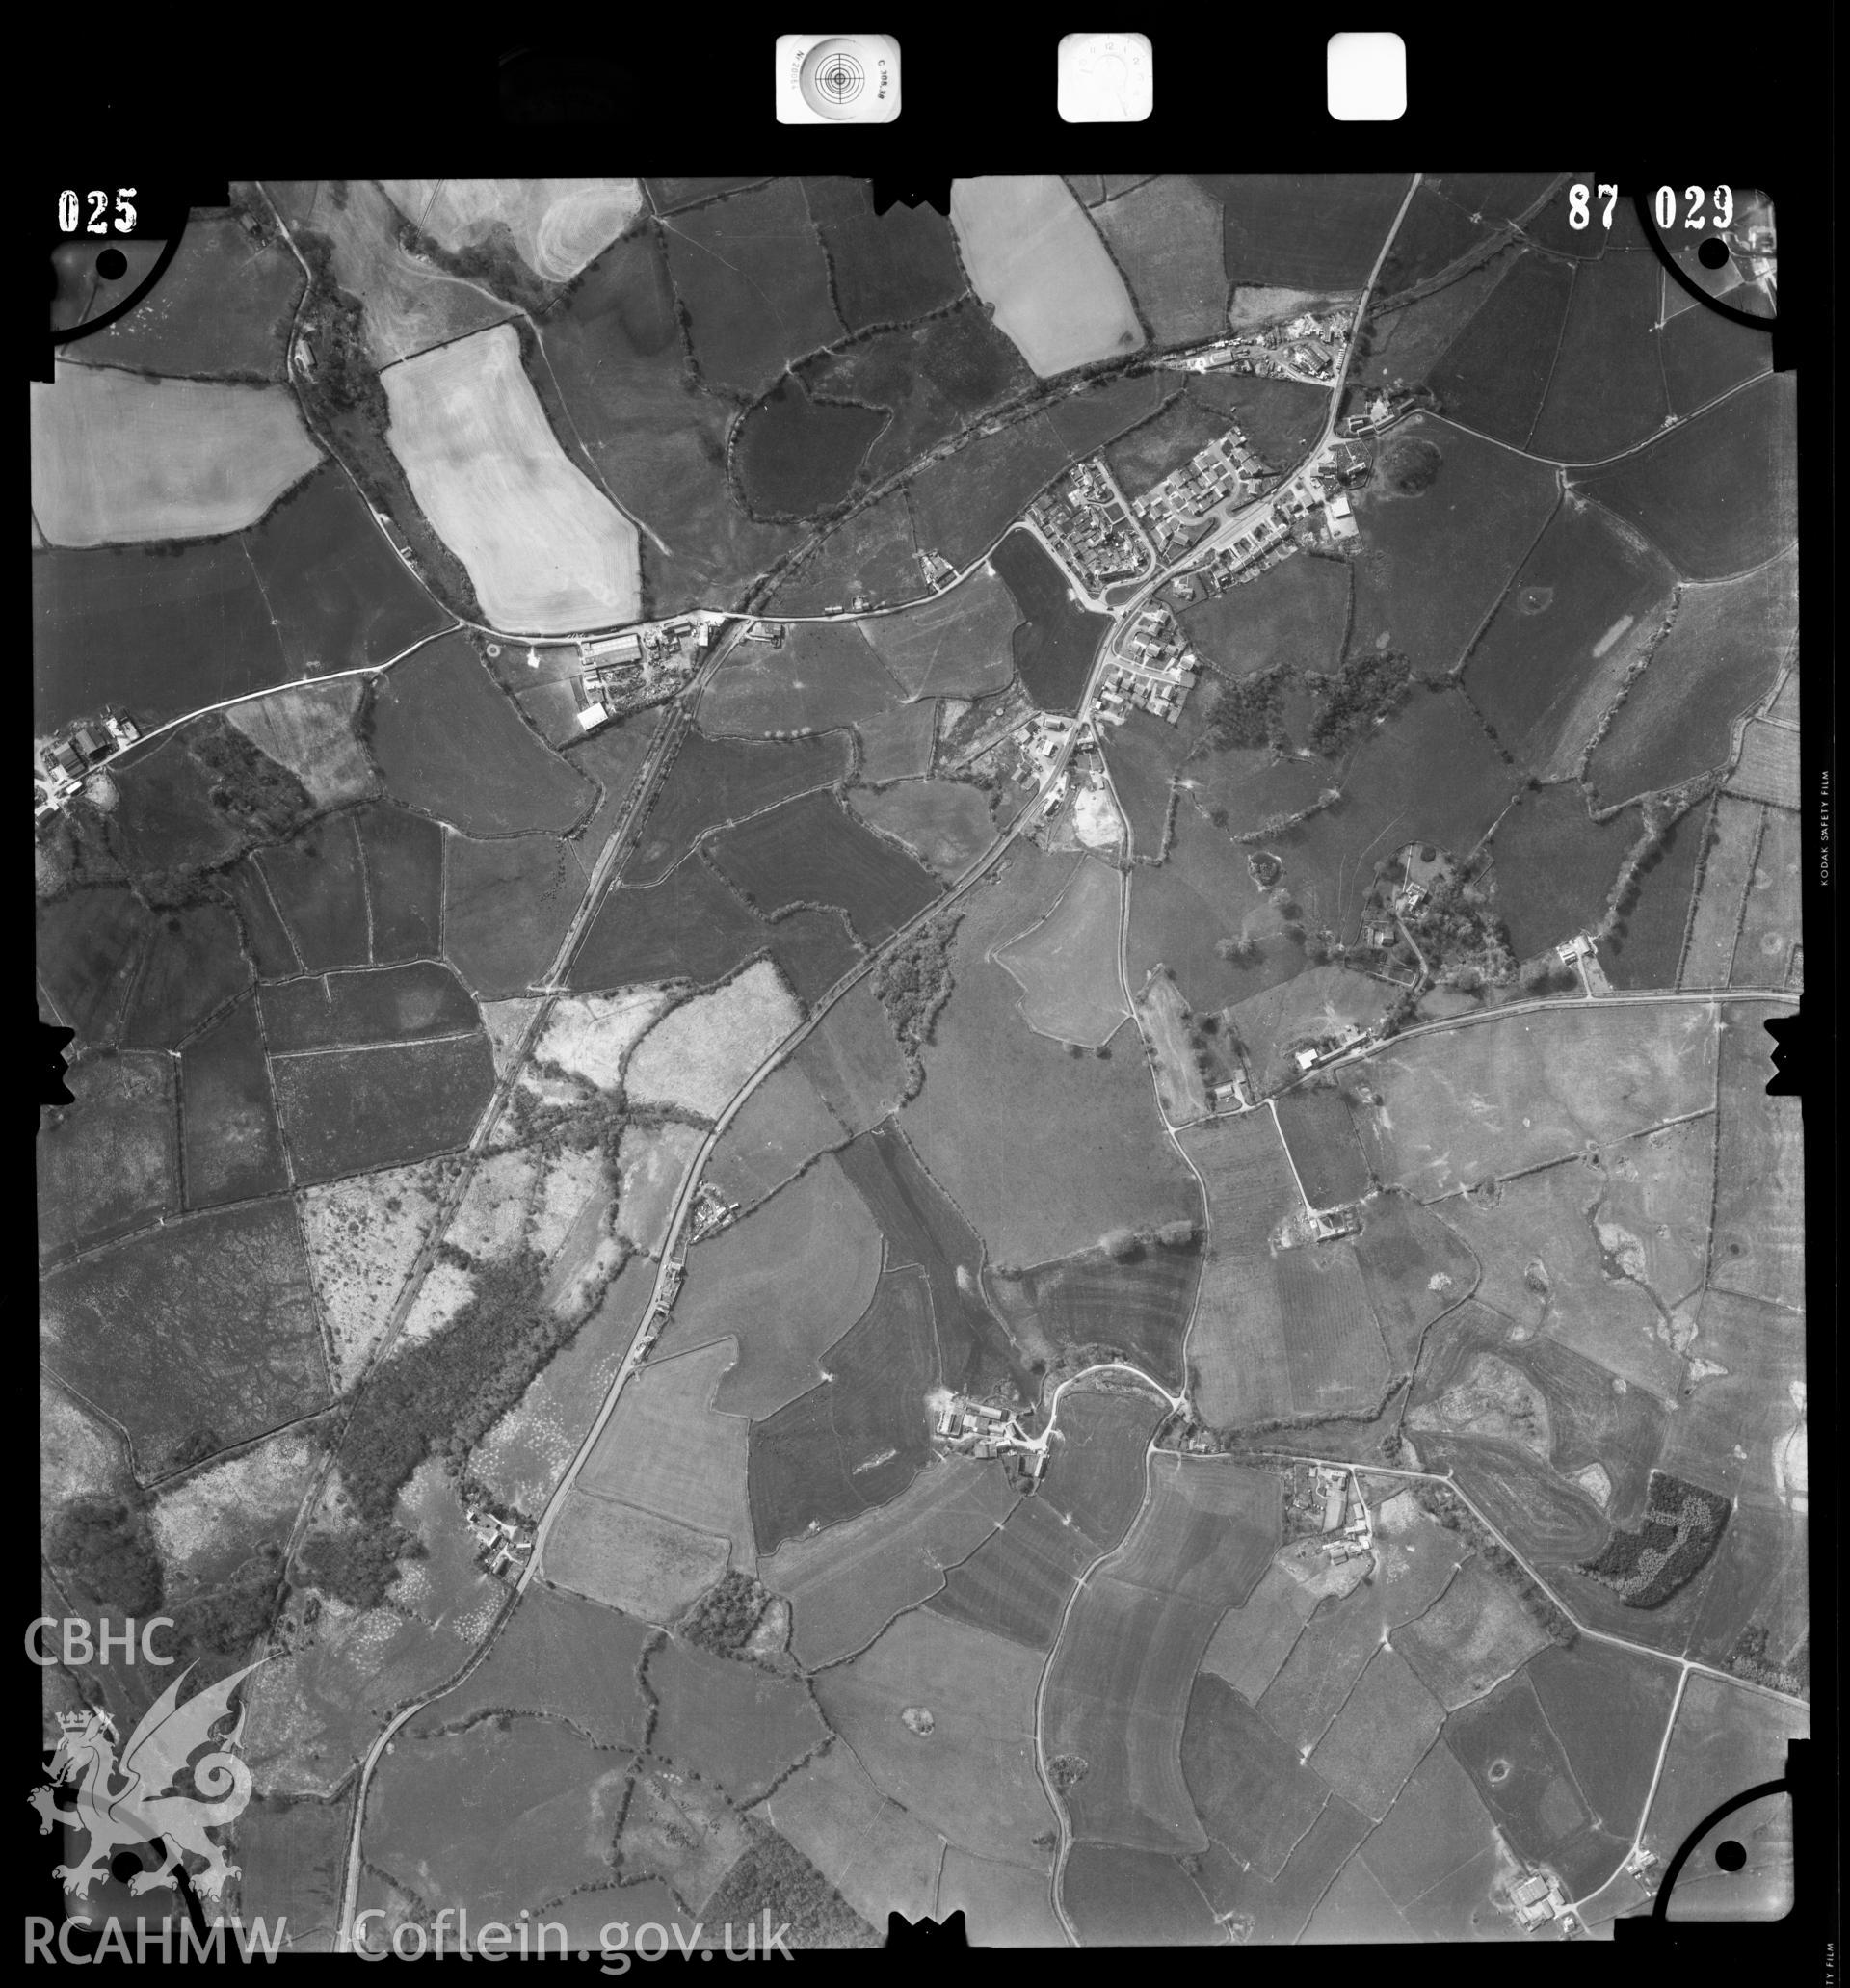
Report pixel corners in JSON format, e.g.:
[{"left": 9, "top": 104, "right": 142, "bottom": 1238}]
[{"left": 31, "top": 1660, "right": 263, "bottom": 1906}]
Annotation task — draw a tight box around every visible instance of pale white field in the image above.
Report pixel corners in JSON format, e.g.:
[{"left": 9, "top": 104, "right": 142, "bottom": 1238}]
[
  {"left": 225, "top": 680, "right": 374, "bottom": 804},
  {"left": 380, "top": 179, "right": 645, "bottom": 281},
  {"left": 535, "top": 987, "right": 673, "bottom": 1091},
  {"left": 625, "top": 961, "right": 802, "bottom": 1119},
  {"left": 383, "top": 323, "right": 641, "bottom": 632},
  {"left": 31, "top": 362, "right": 320, "bottom": 546},
  {"left": 949, "top": 176, "right": 1145, "bottom": 377}
]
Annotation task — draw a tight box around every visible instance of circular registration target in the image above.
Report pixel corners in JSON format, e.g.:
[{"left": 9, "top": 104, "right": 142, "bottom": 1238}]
[
  {"left": 800, "top": 39, "right": 871, "bottom": 119},
  {"left": 48, "top": 180, "right": 198, "bottom": 352},
  {"left": 1637, "top": 184, "right": 1776, "bottom": 326}
]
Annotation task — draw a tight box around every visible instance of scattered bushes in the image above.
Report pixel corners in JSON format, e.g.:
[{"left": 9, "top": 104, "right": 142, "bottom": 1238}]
[{"left": 1307, "top": 651, "right": 1413, "bottom": 755}]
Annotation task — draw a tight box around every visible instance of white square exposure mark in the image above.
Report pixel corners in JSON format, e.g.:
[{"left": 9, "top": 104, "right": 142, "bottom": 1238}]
[
  {"left": 1058, "top": 34, "right": 1153, "bottom": 123},
  {"left": 1328, "top": 33, "right": 1407, "bottom": 120}
]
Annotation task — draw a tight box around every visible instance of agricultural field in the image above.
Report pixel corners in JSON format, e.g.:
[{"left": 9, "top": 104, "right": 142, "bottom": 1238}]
[
  {"left": 1183, "top": 550, "right": 1350, "bottom": 679},
  {"left": 1680, "top": 796, "right": 1763, "bottom": 987},
  {"left": 33, "top": 362, "right": 320, "bottom": 546},
  {"left": 543, "top": 1486, "right": 733, "bottom": 1626},
  {"left": 763, "top": 1454, "right": 1017, "bottom": 1669},
  {"left": 805, "top": 176, "right": 966, "bottom": 331},
  {"left": 180, "top": 995, "right": 288, "bottom": 1206},
  {"left": 902, "top": 847, "right": 1200, "bottom": 1267},
  {"left": 1731, "top": 806, "right": 1800, "bottom": 989},
  {"left": 1124, "top": 808, "right": 1304, "bottom": 1019},
  {"left": 1104, "top": 708, "right": 1183, "bottom": 858},
  {"left": 644, "top": 1636, "right": 828, "bottom": 1806},
  {"left": 258, "top": 963, "right": 477, "bottom": 1051},
  {"left": 578, "top": 1341, "right": 753, "bottom": 1565},
  {"left": 369, "top": 635, "right": 595, "bottom": 835},
  {"left": 1463, "top": 500, "right": 1678, "bottom": 775},
  {"left": 813, "top": 1608, "right": 1056, "bottom": 1868},
  {"left": 1602, "top": 809, "right": 1705, "bottom": 990},
  {"left": 859, "top": 564, "right": 1020, "bottom": 698},
  {"left": 1487, "top": 784, "right": 1639, "bottom": 959},
  {"left": 707, "top": 790, "right": 942, "bottom": 945},
  {"left": 121, "top": 903, "right": 251, "bottom": 1049},
  {"left": 661, "top": 179, "right": 842, "bottom": 398},
  {"left": 907, "top": 419, "right": 1081, "bottom": 571},
  {"left": 613, "top": 1121, "right": 700, "bottom": 1255},
  {"left": 1221, "top": 964, "right": 1392, "bottom": 1100},
  {"left": 855, "top": 700, "right": 938, "bottom": 782},
  {"left": 628, "top": 731, "right": 851, "bottom": 886},
  {"left": 992, "top": 857, "right": 1127, "bottom": 1047},
  {"left": 40, "top": 1199, "right": 329, "bottom": 1477},
  {"left": 746, "top": 1265, "right": 944, "bottom": 1549},
  {"left": 765, "top": 493, "right": 924, "bottom": 617},
  {"left": 950, "top": 176, "right": 1144, "bottom": 376},
  {"left": 1176, "top": 1111, "right": 1304, "bottom": 1425},
  {"left": 1062, "top": 1842, "right": 1226, "bottom": 1946},
  {"left": 1662, "top": 304, "right": 1774, "bottom": 416},
  {"left": 655, "top": 1156, "right": 885, "bottom": 1416},
  {"left": 446, "top": 832, "right": 586, "bottom": 996},
  {"left": 1274, "top": 1087, "right": 1371, "bottom": 1206},
  {"left": 34, "top": 541, "right": 282, "bottom": 735},
  {"left": 1091, "top": 175, "right": 1229, "bottom": 344},
  {"left": 1709, "top": 1001, "right": 1802, "bottom": 1312},
  {"left": 700, "top": 622, "right": 901, "bottom": 735},
  {"left": 1426, "top": 251, "right": 1573, "bottom": 448},
  {"left": 1577, "top": 372, "right": 1797, "bottom": 580},
  {"left": 1728, "top": 717, "right": 1801, "bottom": 810},
  {"left": 1527, "top": 246, "right": 1671, "bottom": 461},
  {"left": 272, "top": 1031, "right": 495, "bottom": 1183},
  {"left": 625, "top": 960, "right": 801, "bottom": 1119},
  {"left": 537, "top": 228, "right": 799, "bottom": 613},
  {"left": 1348, "top": 417, "right": 1559, "bottom": 675},
  {"left": 986, "top": 1233, "right": 1202, "bottom": 1388},
  {"left": 793, "top": 980, "right": 912, "bottom": 1135},
  {"left": 848, "top": 780, "right": 994, "bottom": 878},
  {"left": 1588, "top": 547, "right": 1798, "bottom": 807},
  {"left": 733, "top": 380, "right": 885, "bottom": 519},
  {"left": 1201, "top": 173, "right": 1412, "bottom": 291},
  {"left": 225, "top": 683, "right": 373, "bottom": 809},
  {"left": 1357, "top": 1000, "right": 1717, "bottom": 1199},
  {"left": 1282, "top": 685, "right": 1517, "bottom": 942},
  {"left": 382, "top": 324, "right": 641, "bottom": 631},
  {"left": 1044, "top": 1459, "right": 1279, "bottom": 1852},
  {"left": 990, "top": 529, "right": 1111, "bottom": 716},
  {"left": 702, "top": 1064, "right": 845, "bottom": 1207},
  {"left": 37, "top": 1051, "right": 179, "bottom": 1264}
]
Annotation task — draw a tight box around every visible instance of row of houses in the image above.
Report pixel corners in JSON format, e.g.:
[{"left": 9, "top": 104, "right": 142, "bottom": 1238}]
[
  {"left": 1130, "top": 428, "right": 1267, "bottom": 556},
  {"left": 1029, "top": 461, "right": 1146, "bottom": 594},
  {"left": 1093, "top": 606, "right": 1201, "bottom": 727}
]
